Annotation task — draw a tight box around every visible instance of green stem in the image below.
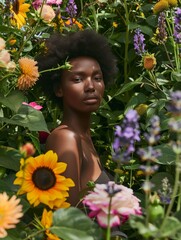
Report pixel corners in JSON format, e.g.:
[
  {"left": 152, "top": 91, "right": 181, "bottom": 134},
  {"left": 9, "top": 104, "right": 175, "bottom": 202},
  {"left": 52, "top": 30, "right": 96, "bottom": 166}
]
[
  {"left": 123, "top": 0, "right": 129, "bottom": 83},
  {"left": 158, "top": 152, "right": 180, "bottom": 233},
  {"left": 106, "top": 196, "right": 112, "bottom": 240},
  {"left": 24, "top": 229, "right": 45, "bottom": 240}
]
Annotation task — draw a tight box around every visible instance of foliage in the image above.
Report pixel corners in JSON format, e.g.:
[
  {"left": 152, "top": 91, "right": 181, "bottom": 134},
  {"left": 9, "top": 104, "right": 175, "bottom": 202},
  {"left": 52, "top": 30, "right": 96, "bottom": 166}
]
[{"left": 0, "top": 0, "right": 181, "bottom": 239}]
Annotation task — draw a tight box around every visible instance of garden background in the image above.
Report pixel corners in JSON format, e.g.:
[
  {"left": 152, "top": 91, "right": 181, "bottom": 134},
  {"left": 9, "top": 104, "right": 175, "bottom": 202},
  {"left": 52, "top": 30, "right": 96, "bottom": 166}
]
[{"left": 0, "top": 0, "right": 181, "bottom": 239}]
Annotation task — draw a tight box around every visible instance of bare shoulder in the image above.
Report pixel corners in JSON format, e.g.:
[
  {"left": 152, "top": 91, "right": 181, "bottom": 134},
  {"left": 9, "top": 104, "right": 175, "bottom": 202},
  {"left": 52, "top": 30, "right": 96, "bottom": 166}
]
[{"left": 46, "top": 126, "right": 81, "bottom": 153}]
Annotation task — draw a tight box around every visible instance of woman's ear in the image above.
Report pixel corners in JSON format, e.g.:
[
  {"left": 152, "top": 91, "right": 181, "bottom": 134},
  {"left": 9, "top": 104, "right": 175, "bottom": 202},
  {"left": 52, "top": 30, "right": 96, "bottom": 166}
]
[
  {"left": 55, "top": 87, "right": 63, "bottom": 97},
  {"left": 54, "top": 82, "right": 63, "bottom": 97}
]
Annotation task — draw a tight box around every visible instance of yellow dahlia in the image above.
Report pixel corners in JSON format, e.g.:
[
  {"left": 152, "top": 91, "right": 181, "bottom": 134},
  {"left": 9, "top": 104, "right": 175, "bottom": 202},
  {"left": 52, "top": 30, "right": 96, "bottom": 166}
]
[
  {"left": 0, "top": 192, "right": 23, "bottom": 238},
  {"left": 153, "top": 0, "right": 169, "bottom": 14},
  {"left": 41, "top": 209, "right": 60, "bottom": 240},
  {"left": 17, "top": 57, "right": 39, "bottom": 90},
  {"left": 14, "top": 150, "right": 75, "bottom": 209},
  {"left": 10, "top": 0, "right": 30, "bottom": 29}
]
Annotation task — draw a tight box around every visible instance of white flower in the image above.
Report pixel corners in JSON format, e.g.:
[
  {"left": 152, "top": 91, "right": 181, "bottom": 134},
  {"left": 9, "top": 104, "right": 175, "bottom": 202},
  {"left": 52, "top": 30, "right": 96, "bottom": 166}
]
[
  {"left": 0, "top": 49, "right": 11, "bottom": 68},
  {"left": 0, "top": 38, "right": 6, "bottom": 51}
]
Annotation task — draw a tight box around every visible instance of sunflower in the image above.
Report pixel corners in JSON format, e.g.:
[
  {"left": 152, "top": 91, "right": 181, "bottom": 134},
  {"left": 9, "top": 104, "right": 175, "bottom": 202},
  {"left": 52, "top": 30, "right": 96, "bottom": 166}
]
[
  {"left": 10, "top": 0, "right": 30, "bottom": 29},
  {"left": 41, "top": 209, "right": 60, "bottom": 240},
  {"left": 0, "top": 192, "right": 23, "bottom": 238},
  {"left": 14, "top": 150, "right": 75, "bottom": 209},
  {"left": 17, "top": 57, "right": 39, "bottom": 90}
]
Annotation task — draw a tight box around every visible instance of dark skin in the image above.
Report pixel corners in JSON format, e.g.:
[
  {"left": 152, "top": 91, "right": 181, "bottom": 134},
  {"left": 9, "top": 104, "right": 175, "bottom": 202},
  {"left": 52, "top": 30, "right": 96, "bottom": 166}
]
[{"left": 46, "top": 56, "right": 105, "bottom": 206}]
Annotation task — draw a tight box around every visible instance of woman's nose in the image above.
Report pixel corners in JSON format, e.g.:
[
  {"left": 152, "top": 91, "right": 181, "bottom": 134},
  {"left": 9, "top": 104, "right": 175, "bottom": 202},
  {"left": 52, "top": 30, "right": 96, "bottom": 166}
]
[{"left": 84, "top": 78, "right": 95, "bottom": 92}]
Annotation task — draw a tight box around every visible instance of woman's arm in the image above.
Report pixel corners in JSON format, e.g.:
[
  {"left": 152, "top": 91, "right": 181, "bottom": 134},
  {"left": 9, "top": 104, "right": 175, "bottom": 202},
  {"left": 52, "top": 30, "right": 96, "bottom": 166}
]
[{"left": 46, "top": 128, "right": 82, "bottom": 206}]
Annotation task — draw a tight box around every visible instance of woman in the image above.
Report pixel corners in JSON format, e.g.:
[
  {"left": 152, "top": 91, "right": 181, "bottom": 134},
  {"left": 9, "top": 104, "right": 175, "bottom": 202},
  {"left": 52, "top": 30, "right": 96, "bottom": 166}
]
[{"left": 37, "top": 30, "right": 117, "bottom": 206}]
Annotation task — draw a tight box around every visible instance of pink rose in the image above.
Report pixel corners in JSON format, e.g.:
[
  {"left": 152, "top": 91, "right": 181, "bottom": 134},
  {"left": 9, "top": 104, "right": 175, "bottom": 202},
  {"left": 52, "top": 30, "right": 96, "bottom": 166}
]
[
  {"left": 38, "top": 5, "right": 55, "bottom": 22},
  {"left": 0, "top": 49, "right": 11, "bottom": 68},
  {"left": 0, "top": 38, "right": 6, "bottom": 51},
  {"left": 83, "top": 181, "right": 142, "bottom": 228},
  {"left": 22, "top": 102, "right": 43, "bottom": 110}
]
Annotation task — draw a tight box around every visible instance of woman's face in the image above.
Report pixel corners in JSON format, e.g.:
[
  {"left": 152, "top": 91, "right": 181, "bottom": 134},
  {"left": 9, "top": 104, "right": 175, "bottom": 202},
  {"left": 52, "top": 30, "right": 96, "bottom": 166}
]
[{"left": 56, "top": 56, "right": 105, "bottom": 113}]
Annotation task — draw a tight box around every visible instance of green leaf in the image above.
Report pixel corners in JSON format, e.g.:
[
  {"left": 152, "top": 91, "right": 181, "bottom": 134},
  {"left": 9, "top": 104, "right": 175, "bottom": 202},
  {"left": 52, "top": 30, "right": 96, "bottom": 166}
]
[
  {"left": 160, "top": 217, "right": 181, "bottom": 237},
  {"left": 171, "top": 71, "right": 181, "bottom": 82},
  {"left": 154, "top": 144, "right": 176, "bottom": 165},
  {"left": 51, "top": 207, "right": 102, "bottom": 240},
  {"left": 114, "top": 79, "right": 142, "bottom": 97},
  {"left": 0, "top": 105, "right": 49, "bottom": 132},
  {"left": 0, "top": 90, "right": 27, "bottom": 113},
  {"left": 0, "top": 146, "right": 21, "bottom": 171},
  {"left": 125, "top": 92, "right": 148, "bottom": 111}
]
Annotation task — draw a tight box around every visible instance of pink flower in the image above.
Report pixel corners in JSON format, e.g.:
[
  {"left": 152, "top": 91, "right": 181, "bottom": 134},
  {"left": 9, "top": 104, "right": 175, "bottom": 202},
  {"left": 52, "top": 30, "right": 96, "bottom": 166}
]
[
  {"left": 19, "top": 142, "right": 36, "bottom": 157},
  {"left": 83, "top": 181, "right": 142, "bottom": 228},
  {"left": 22, "top": 101, "right": 43, "bottom": 110},
  {"left": 0, "top": 37, "right": 6, "bottom": 51},
  {"left": 0, "top": 49, "right": 11, "bottom": 68},
  {"left": 38, "top": 5, "right": 55, "bottom": 23},
  {"left": 32, "top": 0, "right": 62, "bottom": 9}
]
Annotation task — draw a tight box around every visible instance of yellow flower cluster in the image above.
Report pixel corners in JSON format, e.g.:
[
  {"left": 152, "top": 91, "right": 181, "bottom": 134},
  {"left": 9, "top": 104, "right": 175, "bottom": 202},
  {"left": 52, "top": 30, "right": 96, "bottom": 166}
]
[{"left": 153, "top": 0, "right": 178, "bottom": 14}]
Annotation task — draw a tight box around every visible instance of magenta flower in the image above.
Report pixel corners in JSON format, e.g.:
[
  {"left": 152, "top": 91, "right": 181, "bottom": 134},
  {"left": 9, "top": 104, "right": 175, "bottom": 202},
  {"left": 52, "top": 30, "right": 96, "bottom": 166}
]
[
  {"left": 22, "top": 102, "right": 43, "bottom": 110},
  {"left": 83, "top": 181, "right": 142, "bottom": 228}
]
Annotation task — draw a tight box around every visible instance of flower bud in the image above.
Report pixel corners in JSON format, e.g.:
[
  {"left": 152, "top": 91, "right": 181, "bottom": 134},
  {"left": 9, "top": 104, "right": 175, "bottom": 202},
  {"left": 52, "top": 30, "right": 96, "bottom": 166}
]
[
  {"left": 20, "top": 142, "right": 36, "bottom": 158},
  {"left": 143, "top": 54, "right": 157, "bottom": 70}
]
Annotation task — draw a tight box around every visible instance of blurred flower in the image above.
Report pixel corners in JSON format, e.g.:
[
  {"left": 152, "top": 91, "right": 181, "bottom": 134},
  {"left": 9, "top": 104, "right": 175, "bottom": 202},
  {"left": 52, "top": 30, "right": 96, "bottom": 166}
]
[
  {"left": 167, "top": 90, "right": 181, "bottom": 115},
  {"left": 17, "top": 57, "right": 39, "bottom": 90},
  {"left": 14, "top": 150, "right": 75, "bottom": 208},
  {"left": 6, "top": 61, "right": 16, "bottom": 72},
  {"left": 10, "top": 0, "right": 30, "bottom": 29},
  {"left": 113, "top": 22, "right": 118, "bottom": 28},
  {"left": 19, "top": 142, "right": 36, "bottom": 158},
  {"left": 33, "top": 0, "right": 62, "bottom": 9},
  {"left": 168, "top": 0, "right": 178, "bottom": 7},
  {"left": 143, "top": 54, "right": 157, "bottom": 70},
  {"left": 137, "top": 146, "right": 162, "bottom": 162},
  {"left": 112, "top": 109, "right": 140, "bottom": 162},
  {"left": 134, "top": 29, "right": 146, "bottom": 56},
  {"left": 144, "top": 116, "right": 160, "bottom": 145},
  {"left": 22, "top": 101, "right": 43, "bottom": 110},
  {"left": 38, "top": 5, "right": 56, "bottom": 23},
  {"left": 0, "top": 192, "right": 23, "bottom": 238},
  {"left": 139, "top": 164, "right": 159, "bottom": 176},
  {"left": 38, "top": 131, "right": 50, "bottom": 144},
  {"left": 0, "top": 49, "right": 11, "bottom": 68},
  {"left": 0, "top": 38, "right": 6, "bottom": 50},
  {"left": 173, "top": 8, "right": 181, "bottom": 44},
  {"left": 41, "top": 209, "right": 60, "bottom": 240},
  {"left": 158, "top": 177, "right": 172, "bottom": 204},
  {"left": 142, "top": 180, "right": 154, "bottom": 193},
  {"left": 135, "top": 104, "right": 148, "bottom": 116},
  {"left": 9, "top": 39, "right": 17, "bottom": 46},
  {"left": 153, "top": 0, "right": 169, "bottom": 14},
  {"left": 66, "top": 0, "right": 77, "bottom": 18},
  {"left": 83, "top": 181, "right": 142, "bottom": 228},
  {"left": 152, "top": 12, "right": 167, "bottom": 44},
  {"left": 64, "top": 18, "right": 83, "bottom": 29}
]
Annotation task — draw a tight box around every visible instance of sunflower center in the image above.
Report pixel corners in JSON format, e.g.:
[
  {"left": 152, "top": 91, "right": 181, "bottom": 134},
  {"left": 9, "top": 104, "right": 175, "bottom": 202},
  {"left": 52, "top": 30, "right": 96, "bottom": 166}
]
[
  {"left": 32, "top": 167, "right": 56, "bottom": 190},
  {"left": 12, "top": 0, "right": 20, "bottom": 14}
]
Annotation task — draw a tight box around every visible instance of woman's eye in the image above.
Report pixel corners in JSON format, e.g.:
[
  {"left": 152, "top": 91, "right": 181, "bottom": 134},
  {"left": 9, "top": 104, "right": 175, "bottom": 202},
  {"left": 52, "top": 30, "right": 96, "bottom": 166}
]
[
  {"left": 74, "top": 77, "right": 82, "bottom": 82},
  {"left": 94, "top": 76, "right": 103, "bottom": 81}
]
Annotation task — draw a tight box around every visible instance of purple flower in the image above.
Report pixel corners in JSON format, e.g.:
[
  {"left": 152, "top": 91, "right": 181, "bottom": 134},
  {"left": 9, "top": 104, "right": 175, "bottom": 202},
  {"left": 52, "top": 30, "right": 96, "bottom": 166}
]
[
  {"left": 173, "top": 8, "right": 181, "bottom": 44},
  {"left": 133, "top": 29, "right": 146, "bottom": 56},
  {"left": 112, "top": 110, "right": 140, "bottom": 162},
  {"left": 157, "top": 12, "right": 167, "bottom": 43},
  {"left": 83, "top": 181, "right": 142, "bottom": 228},
  {"left": 137, "top": 146, "right": 162, "bottom": 162},
  {"left": 65, "top": 0, "right": 77, "bottom": 18},
  {"left": 144, "top": 116, "right": 160, "bottom": 145},
  {"left": 168, "top": 90, "right": 181, "bottom": 114}
]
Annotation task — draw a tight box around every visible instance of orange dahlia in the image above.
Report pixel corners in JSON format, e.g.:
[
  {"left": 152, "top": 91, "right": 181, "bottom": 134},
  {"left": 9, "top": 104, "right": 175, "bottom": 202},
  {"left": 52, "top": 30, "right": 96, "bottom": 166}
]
[
  {"left": 0, "top": 192, "right": 23, "bottom": 238},
  {"left": 14, "top": 150, "right": 75, "bottom": 209},
  {"left": 17, "top": 57, "right": 39, "bottom": 90}
]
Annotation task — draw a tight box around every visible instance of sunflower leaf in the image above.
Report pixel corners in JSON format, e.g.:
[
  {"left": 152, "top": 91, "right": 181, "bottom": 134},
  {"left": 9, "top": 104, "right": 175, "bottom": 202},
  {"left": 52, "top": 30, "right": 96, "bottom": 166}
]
[{"left": 52, "top": 207, "right": 102, "bottom": 240}]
